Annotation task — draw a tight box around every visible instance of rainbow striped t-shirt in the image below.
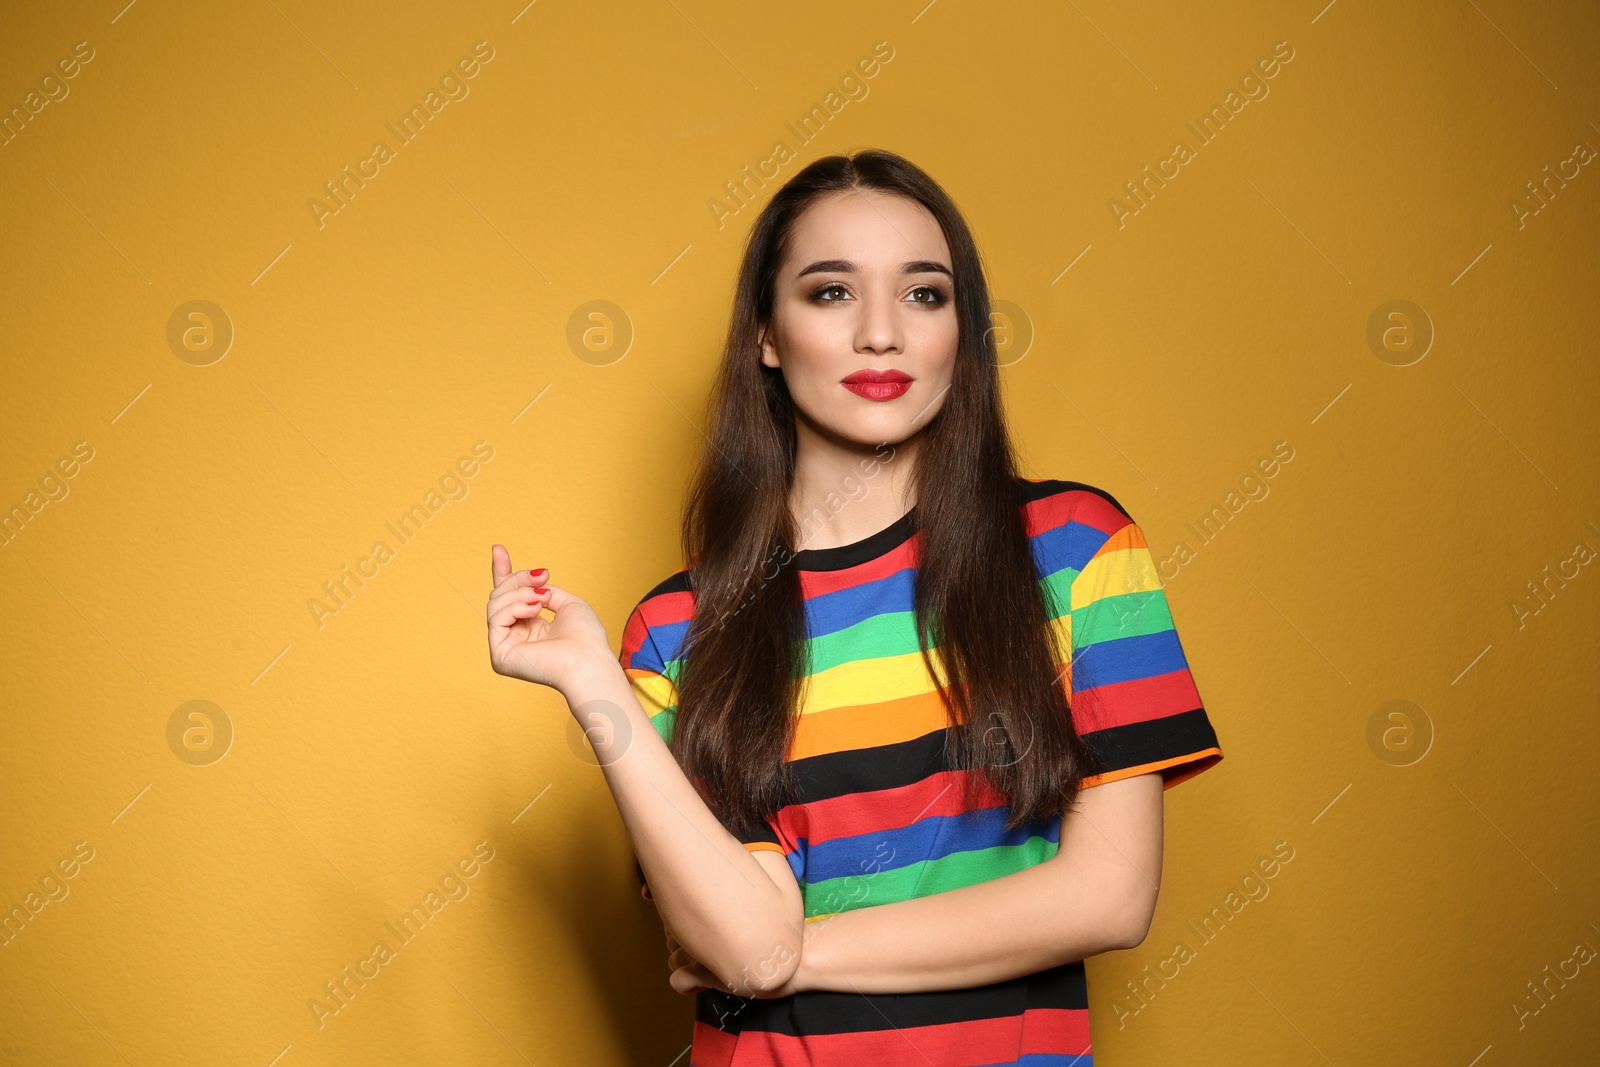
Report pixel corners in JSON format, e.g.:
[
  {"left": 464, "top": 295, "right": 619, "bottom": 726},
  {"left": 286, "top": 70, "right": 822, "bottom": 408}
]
[{"left": 617, "top": 477, "right": 1224, "bottom": 1066}]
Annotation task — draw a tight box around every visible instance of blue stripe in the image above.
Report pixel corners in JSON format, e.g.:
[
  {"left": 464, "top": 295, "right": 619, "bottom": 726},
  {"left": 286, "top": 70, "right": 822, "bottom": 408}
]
[
  {"left": 625, "top": 627, "right": 671, "bottom": 674},
  {"left": 1072, "top": 628, "right": 1187, "bottom": 691},
  {"left": 1029, "top": 518, "right": 1112, "bottom": 582},
  {"left": 803, "top": 567, "right": 915, "bottom": 639},
  {"left": 975, "top": 1053, "right": 1094, "bottom": 1067},
  {"left": 802, "top": 805, "right": 1062, "bottom": 883},
  {"left": 640, "top": 566, "right": 919, "bottom": 660},
  {"left": 642, "top": 614, "right": 690, "bottom": 666}
]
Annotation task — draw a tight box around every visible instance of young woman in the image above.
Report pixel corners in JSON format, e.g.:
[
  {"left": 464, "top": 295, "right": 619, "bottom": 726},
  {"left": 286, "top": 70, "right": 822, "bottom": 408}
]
[{"left": 486, "top": 149, "right": 1223, "bottom": 1065}]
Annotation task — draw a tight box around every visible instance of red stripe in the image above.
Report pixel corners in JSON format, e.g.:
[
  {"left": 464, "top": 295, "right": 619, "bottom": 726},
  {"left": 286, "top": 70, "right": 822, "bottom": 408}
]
[
  {"left": 689, "top": 1006, "right": 1091, "bottom": 1065},
  {"left": 621, "top": 588, "right": 695, "bottom": 666},
  {"left": 799, "top": 536, "right": 921, "bottom": 594},
  {"left": 1071, "top": 669, "right": 1202, "bottom": 733},
  {"left": 619, "top": 606, "right": 652, "bottom": 665},
  {"left": 642, "top": 587, "right": 696, "bottom": 628},
  {"left": 1022, "top": 484, "right": 1128, "bottom": 539},
  {"left": 773, "top": 769, "right": 1009, "bottom": 848}
]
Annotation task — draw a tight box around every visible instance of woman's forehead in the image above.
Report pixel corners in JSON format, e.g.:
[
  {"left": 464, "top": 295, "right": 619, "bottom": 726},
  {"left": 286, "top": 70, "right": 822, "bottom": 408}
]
[{"left": 784, "top": 190, "right": 950, "bottom": 274}]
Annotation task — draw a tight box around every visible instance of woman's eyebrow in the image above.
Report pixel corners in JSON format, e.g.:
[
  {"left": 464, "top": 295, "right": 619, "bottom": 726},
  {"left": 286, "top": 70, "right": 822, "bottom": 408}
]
[{"left": 795, "top": 258, "right": 953, "bottom": 279}]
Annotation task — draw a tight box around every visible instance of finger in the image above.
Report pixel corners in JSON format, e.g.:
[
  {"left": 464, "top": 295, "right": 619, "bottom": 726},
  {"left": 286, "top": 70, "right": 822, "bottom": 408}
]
[
  {"left": 669, "top": 966, "right": 711, "bottom": 996},
  {"left": 488, "top": 551, "right": 546, "bottom": 589},
  {"left": 487, "top": 583, "right": 554, "bottom": 621},
  {"left": 488, "top": 598, "right": 548, "bottom": 630},
  {"left": 486, "top": 571, "right": 559, "bottom": 618},
  {"left": 534, "top": 582, "right": 585, "bottom": 613},
  {"left": 686, "top": 962, "right": 722, "bottom": 993},
  {"left": 491, "top": 562, "right": 551, "bottom": 603}
]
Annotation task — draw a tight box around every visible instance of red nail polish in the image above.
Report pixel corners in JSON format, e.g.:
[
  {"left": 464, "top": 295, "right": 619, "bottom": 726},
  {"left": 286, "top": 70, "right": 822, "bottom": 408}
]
[{"left": 533, "top": 586, "right": 549, "bottom": 594}]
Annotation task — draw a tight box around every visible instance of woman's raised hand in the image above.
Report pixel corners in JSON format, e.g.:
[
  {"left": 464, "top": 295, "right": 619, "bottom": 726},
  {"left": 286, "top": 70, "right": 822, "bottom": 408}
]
[{"left": 486, "top": 544, "right": 612, "bottom": 693}]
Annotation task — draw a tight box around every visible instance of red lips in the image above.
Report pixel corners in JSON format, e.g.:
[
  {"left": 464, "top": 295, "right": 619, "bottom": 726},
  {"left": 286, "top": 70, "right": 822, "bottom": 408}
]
[
  {"left": 841, "top": 368, "right": 913, "bottom": 401},
  {"left": 841, "top": 369, "right": 913, "bottom": 384}
]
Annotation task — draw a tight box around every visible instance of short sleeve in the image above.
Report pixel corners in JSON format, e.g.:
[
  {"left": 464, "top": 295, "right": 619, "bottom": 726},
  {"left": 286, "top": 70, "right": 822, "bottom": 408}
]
[
  {"left": 619, "top": 583, "right": 787, "bottom": 902},
  {"left": 1066, "top": 514, "right": 1223, "bottom": 790},
  {"left": 618, "top": 593, "right": 681, "bottom": 745}
]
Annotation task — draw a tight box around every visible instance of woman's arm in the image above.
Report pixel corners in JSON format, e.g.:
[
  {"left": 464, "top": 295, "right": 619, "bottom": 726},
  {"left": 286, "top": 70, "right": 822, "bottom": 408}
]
[
  {"left": 670, "top": 772, "right": 1165, "bottom": 997},
  {"left": 561, "top": 657, "right": 806, "bottom": 992},
  {"left": 485, "top": 551, "right": 804, "bottom": 993},
  {"left": 789, "top": 771, "right": 1165, "bottom": 994}
]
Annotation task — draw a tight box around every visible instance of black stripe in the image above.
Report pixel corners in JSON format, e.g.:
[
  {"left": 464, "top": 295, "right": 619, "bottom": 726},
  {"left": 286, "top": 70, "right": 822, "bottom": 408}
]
[
  {"left": 789, "top": 506, "right": 920, "bottom": 572},
  {"left": 640, "top": 568, "right": 692, "bottom": 601},
  {"left": 758, "top": 707, "right": 1219, "bottom": 813},
  {"left": 729, "top": 815, "right": 782, "bottom": 845},
  {"left": 784, "top": 728, "right": 953, "bottom": 805},
  {"left": 695, "top": 958, "right": 1087, "bottom": 1036},
  {"left": 1082, "top": 707, "right": 1219, "bottom": 777}
]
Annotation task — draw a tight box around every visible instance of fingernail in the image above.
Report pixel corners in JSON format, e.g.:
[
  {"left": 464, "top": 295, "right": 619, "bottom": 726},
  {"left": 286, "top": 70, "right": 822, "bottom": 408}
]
[
  {"left": 532, "top": 568, "right": 548, "bottom": 578},
  {"left": 533, "top": 586, "right": 549, "bottom": 594}
]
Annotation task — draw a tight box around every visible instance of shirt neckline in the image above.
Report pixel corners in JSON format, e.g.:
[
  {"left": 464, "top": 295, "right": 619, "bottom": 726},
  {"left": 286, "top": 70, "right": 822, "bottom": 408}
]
[{"left": 790, "top": 505, "right": 919, "bottom": 572}]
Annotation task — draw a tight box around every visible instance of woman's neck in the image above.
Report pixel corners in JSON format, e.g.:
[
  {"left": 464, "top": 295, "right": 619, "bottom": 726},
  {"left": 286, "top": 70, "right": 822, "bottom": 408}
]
[{"left": 788, "top": 421, "right": 921, "bottom": 552}]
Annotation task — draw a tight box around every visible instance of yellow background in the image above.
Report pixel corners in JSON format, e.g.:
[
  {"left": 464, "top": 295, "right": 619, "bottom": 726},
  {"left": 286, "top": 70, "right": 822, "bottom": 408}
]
[{"left": 2, "top": 0, "right": 1597, "bottom": 1063}]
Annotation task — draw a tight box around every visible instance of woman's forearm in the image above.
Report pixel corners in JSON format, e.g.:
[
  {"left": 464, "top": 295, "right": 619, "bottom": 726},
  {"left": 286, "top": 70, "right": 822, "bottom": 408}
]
[
  {"left": 792, "top": 852, "right": 1143, "bottom": 993},
  {"left": 793, "top": 774, "right": 1166, "bottom": 994},
  {"left": 560, "top": 657, "right": 802, "bottom": 991}
]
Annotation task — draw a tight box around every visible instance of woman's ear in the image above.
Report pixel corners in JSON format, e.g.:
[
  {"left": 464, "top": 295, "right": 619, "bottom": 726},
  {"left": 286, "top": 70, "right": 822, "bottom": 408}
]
[{"left": 758, "top": 322, "right": 779, "bottom": 368}]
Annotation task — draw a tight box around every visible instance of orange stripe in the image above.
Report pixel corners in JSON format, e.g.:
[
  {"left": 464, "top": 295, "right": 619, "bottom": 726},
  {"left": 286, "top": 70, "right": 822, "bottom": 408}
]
[
  {"left": 791, "top": 688, "right": 951, "bottom": 760},
  {"left": 1079, "top": 747, "right": 1223, "bottom": 790},
  {"left": 623, "top": 665, "right": 673, "bottom": 689},
  {"left": 1102, "top": 520, "right": 1150, "bottom": 553}
]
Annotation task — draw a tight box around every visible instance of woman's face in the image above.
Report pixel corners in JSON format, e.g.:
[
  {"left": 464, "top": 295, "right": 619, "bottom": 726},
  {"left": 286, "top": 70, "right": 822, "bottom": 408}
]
[{"left": 759, "top": 188, "right": 959, "bottom": 450}]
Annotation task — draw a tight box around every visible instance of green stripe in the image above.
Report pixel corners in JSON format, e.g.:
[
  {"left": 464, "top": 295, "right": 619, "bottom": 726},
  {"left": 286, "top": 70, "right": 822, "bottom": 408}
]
[
  {"left": 801, "top": 837, "right": 1059, "bottom": 918},
  {"left": 1038, "top": 567, "right": 1078, "bottom": 622},
  {"left": 1073, "top": 588, "right": 1173, "bottom": 646},
  {"left": 805, "top": 610, "right": 923, "bottom": 675}
]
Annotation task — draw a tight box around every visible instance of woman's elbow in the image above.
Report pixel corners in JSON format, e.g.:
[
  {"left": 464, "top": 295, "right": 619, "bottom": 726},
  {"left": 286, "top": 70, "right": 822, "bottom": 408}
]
[
  {"left": 1110, "top": 883, "right": 1162, "bottom": 950},
  {"left": 705, "top": 928, "right": 802, "bottom": 996},
  {"left": 1113, "top": 906, "right": 1155, "bottom": 950}
]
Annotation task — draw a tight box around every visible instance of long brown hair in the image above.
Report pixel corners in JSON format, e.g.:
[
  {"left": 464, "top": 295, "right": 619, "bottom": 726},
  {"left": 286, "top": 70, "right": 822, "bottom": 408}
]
[{"left": 674, "top": 149, "right": 1103, "bottom": 838}]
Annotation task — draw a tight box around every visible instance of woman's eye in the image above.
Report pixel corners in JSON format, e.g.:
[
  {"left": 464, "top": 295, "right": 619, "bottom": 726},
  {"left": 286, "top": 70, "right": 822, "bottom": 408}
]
[{"left": 812, "top": 283, "right": 947, "bottom": 304}]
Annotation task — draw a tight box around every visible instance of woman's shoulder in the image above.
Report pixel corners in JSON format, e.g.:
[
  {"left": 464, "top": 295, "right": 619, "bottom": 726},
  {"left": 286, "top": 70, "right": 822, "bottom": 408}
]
[
  {"left": 619, "top": 567, "right": 696, "bottom": 666},
  {"left": 1013, "top": 475, "right": 1137, "bottom": 534},
  {"left": 623, "top": 567, "right": 695, "bottom": 626}
]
